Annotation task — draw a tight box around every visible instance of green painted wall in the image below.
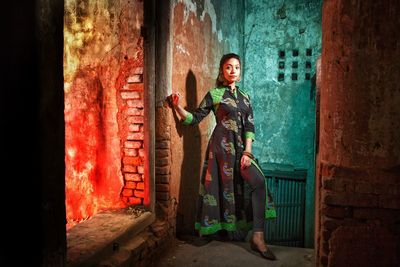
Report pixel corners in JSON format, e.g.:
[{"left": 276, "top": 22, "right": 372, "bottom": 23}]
[{"left": 243, "top": 0, "right": 322, "bottom": 248}]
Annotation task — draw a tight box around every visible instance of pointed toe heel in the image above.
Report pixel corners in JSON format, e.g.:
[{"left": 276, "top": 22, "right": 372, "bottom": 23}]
[{"left": 250, "top": 242, "right": 277, "bottom": 261}]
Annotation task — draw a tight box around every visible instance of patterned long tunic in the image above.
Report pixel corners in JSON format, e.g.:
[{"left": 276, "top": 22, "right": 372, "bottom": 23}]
[{"left": 182, "top": 86, "right": 276, "bottom": 236}]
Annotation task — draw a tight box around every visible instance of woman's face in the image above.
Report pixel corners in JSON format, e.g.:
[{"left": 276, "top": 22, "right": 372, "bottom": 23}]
[{"left": 222, "top": 58, "right": 240, "bottom": 85}]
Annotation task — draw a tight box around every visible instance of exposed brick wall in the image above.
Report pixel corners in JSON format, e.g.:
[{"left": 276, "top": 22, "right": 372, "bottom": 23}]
[
  {"left": 317, "top": 162, "right": 400, "bottom": 266},
  {"left": 126, "top": 105, "right": 177, "bottom": 267},
  {"left": 155, "top": 105, "right": 173, "bottom": 211},
  {"left": 119, "top": 70, "right": 146, "bottom": 205},
  {"left": 317, "top": 1, "right": 400, "bottom": 266}
]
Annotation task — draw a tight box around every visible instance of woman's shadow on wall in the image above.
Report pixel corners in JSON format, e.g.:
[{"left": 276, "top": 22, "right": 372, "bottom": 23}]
[{"left": 171, "top": 70, "right": 202, "bottom": 238}]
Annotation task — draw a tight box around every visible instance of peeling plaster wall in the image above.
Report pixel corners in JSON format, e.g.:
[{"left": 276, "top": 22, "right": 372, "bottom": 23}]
[
  {"left": 244, "top": 0, "right": 322, "bottom": 247},
  {"left": 169, "top": 0, "right": 245, "bottom": 234},
  {"left": 64, "top": 0, "right": 144, "bottom": 225}
]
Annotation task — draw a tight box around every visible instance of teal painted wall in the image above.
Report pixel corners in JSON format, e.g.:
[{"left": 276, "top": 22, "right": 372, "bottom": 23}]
[{"left": 243, "top": 0, "right": 322, "bottom": 248}]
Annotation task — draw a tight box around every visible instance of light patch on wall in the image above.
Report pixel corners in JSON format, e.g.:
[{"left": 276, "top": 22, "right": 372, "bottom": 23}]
[
  {"left": 176, "top": 43, "right": 190, "bottom": 55},
  {"left": 176, "top": 0, "right": 197, "bottom": 23},
  {"left": 200, "top": 0, "right": 218, "bottom": 40},
  {"left": 176, "top": 0, "right": 222, "bottom": 42}
]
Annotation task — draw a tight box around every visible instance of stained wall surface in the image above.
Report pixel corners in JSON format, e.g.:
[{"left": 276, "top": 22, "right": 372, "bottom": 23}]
[
  {"left": 316, "top": 0, "right": 400, "bottom": 266},
  {"left": 168, "top": 0, "right": 245, "bottom": 235},
  {"left": 244, "top": 0, "right": 322, "bottom": 247},
  {"left": 64, "top": 0, "right": 144, "bottom": 226}
]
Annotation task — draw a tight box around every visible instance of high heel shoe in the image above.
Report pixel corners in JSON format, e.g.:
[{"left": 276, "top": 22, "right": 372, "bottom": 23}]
[{"left": 250, "top": 241, "right": 277, "bottom": 261}]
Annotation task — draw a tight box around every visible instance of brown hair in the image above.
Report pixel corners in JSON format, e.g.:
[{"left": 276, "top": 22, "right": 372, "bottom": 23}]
[{"left": 215, "top": 53, "right": 241, "bottom": 87}]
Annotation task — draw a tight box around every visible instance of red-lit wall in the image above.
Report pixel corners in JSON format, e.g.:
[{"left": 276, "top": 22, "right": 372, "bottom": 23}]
[{"left": 64, "top": 0, "right": 145, "bottom": 228}]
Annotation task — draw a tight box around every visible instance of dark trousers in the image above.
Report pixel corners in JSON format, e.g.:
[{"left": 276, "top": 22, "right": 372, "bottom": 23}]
[{"left": 240, "top": 163, "right": 266, "bottom": 232}]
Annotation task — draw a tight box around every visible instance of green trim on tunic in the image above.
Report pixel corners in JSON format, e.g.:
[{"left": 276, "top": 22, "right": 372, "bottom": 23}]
[
  {"left": 209, "top": 87, "right": 226, "bottom": 112},
  {"left": 195, "top": 220, "right": 253, "bottom": 236},
  {"left": 182, "top": 112, "right": 193, "bottom": 125},
  {"left": 244, "top": 131, "right": 255, "bottom": 141}
]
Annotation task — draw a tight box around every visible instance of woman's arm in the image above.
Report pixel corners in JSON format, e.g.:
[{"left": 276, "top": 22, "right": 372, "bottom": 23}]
[
  {"left": 244, "top": 138, "right": 253, "bottom": 153},
  {"left": 168, "top": 93, "right": 188, "bottom": 120},
  {"left": 173, "top": 102, "right": 189, "bottom": 121},
  {"left": 168, "top": 92, "right": 213, "bottom": 125}
]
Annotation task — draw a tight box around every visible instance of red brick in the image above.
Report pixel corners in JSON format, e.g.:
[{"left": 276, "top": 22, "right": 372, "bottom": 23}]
[
  {"left": 121, "top": 91, "right": 141, "bottom": 99},
  {"left": 127, "top": 75, "right": 142, "bottom": 83},
  {"left": 156, "top": 149, "right": 170, "bottom": 159},
  {"left": 156, "top": 184, "right": 169, "bottom": 192},
  {"left": 134, "top": 189, "right": 145, "bottom": 198},
  {"left": 123, "top": 165, "right": 137, "bottom": 173},
  {"left": 124, "top": 141, "right": 142, "bottom": 149},
  {"left": 321, "top": 217, "right": 350, "bottom": 232},
  {"left": 329, "top": 225, "right": 397, "bottom": 267},
  {"left": 124, "top": 148, "right": 138, "bottom": 157},
  {"left": 127, "top": 132, "right": 144, "bottom": 141},
  {"left": 323, "top": 205, "right": 351, "bottom": 218},
  {"left": 128, "top": 197, "right": 142, "bottom": 205},
  {"left": 128, "top": 124, "right": 140, "bottom": 132},
  {"left": 125, "top": 108, "right": 143, "bottom": 116},
  {"left": 156, "top": 157, "right": 169, "bottom": 167},
  {"left": 321, "top": 163, "right": 335, "bottom": 178},
  {"left": 136, "top": 182, "right": 145, "bottom": 190},
  {"left": 121, "top": 188, "right": 134, "bottom": 197},
  {"left": 127, "top": 100, "right": 144, "bottom": 108},
  {"left": 322, "top": 178, "right": 335, "bottom": 190},
  {"left": 355, "top": 182, "right": 373, "bottom": 194},
  {"left": 334, "top": 166, "right": 369, "bottom": 181},
  {"left": 333, "top": 178, "right": 354, "bottom": 193},
  {"left": 127, "top": 116, "right": 144, "bottom": 124},
  {"left": 156, "top": 175, "right": 170, "bottom": 184},
  {"left": 125, "top": 173, "right": 142, "bottom": 182},
  {"left": 379, "top": 195, "right": 400, "bottom": 209},
  {"left": 123, "top": 156, "right": 142, "bottom": 165},
  {"left": 137, "top": 166, "right": 145, "bottom": 174},
  {"left": 155, "top": 140, "right": 170, "bottom": 149},
  {"left": 123, "top": 83, "right": 144, "bottom": 91},
  {"left": 132, "top": 67, "right": 143, "bottom": 74},
  {"left": 139, "top": 149, "right": 145, "bottom": 157},
  {"left": 322, "top": 191, "right": 378, "bottom": 207},
  {"left": 151, "top": 221, "right": 168, "bottom": 238},
  {"left": 156, "top": 166, "right": 169, "bottom": 175},
  {"left": 353, "top": 208, "right": 400, "bottom": 220},
  {"left": 125, "top": 181, "right": 136, "bottom": 189}
]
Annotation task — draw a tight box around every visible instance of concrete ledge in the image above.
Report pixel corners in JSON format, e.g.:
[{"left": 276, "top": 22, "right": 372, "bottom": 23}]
[{"left": 67, "top": 210, "right": 155, "bottom": 267}]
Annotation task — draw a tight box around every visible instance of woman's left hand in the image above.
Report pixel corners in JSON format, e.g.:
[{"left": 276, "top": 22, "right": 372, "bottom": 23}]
[{"left": 240, "top": 154, "right": 251, "bottom": 169}]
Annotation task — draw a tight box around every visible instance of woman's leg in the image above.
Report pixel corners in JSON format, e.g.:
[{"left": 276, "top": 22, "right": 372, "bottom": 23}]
[
  {"left": 240, "top": 164, "right": 276, "bottom": 260},
  {"left": 240, "top": 163, "right": 266, "bottom": 233}
]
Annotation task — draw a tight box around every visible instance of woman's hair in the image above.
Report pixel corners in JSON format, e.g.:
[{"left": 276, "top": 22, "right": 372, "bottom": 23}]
[{"left": 215, "top": 53, "right": 241, "bottom": 87}]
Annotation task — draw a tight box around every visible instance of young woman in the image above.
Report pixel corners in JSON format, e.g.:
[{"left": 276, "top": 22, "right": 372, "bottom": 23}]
[{"left": 168, "top": 53, "right": 277, "bottom": 261}]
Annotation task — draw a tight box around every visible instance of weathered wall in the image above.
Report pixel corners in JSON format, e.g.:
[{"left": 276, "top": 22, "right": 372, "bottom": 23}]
[
  {"left": 166, "top": 0, "right": 245, "bottom": 235},
  {"left": 64, "top": 0, "right": 144, "bottom": 226},
  {"left": 316, "top": 0, "right": 400, "bottom": 266},
  {"left": 244, "top": 0, "right": 322, "bottom": 247}
]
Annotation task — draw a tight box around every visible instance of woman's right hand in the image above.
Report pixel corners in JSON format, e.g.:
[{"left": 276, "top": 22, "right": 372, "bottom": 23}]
[{"left": 167, "top": 93, "right": 180, "bottom": 107}]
